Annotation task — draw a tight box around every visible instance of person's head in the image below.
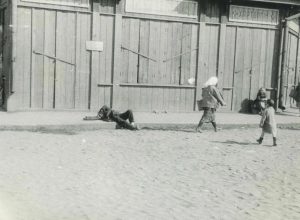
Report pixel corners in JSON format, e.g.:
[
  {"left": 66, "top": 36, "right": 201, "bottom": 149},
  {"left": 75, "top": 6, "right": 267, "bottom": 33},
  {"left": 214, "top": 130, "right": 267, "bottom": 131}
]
[
  {"left": 98, "top": 105, "right": 109, "bottom": 118},
  {"left": 266, "top": 99, "right": 274, "bottom": 108},
  {"left": 259, "top": 87, "right": 266, "bottom": 93},
  {"left": 204, "top": 76, "right": 218, "bottom": 87}
]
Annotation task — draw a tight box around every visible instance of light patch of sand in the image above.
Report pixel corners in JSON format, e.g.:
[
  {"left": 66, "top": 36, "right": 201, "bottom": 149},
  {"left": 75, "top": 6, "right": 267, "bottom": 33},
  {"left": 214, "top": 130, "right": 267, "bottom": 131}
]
[{"left": 0, "top": 128, "right": 299, "bottom": 220}]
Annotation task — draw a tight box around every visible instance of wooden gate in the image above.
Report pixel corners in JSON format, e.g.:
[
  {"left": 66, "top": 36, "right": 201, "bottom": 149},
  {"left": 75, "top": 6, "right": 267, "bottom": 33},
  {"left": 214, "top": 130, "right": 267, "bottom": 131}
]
[
  {"left": 219, "top": 25, "right": 280, "bottom": 112},
  {"left": 283, "top": 28, "right": 300, "bottom": 108}
]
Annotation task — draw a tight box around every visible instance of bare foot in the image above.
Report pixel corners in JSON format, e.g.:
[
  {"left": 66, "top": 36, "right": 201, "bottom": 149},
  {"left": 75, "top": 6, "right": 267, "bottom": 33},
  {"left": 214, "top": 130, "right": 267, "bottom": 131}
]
[{"left": 196, "top": 128, "right": 203, "bottom": 133}]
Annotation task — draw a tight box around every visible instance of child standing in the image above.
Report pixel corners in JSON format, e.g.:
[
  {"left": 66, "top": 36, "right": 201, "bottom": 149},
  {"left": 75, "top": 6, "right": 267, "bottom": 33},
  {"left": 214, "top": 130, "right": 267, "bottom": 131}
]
[{"left": 257, "top": 99, "right": 277, "bottom": 146}]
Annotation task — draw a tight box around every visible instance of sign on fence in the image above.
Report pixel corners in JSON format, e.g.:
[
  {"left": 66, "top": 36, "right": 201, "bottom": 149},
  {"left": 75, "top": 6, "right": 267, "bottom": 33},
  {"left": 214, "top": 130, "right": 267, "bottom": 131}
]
[
  {"left": 229, "top": 5, "right": 279, "bottom": 25},
  {"left": 125, "top": 0, "right": 198, "bottom": 18}
]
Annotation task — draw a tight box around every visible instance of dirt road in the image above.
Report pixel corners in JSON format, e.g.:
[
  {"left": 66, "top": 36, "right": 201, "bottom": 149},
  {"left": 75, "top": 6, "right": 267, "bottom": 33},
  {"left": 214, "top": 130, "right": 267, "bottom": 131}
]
[{"left": 0, "top": 128, "right": 299, "bottom": 220}]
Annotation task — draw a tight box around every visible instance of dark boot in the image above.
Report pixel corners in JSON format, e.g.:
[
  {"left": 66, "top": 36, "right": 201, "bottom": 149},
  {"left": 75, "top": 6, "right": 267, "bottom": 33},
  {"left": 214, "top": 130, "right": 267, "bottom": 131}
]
[
  {"left": 273, "top": 137, "right": 277, "bottom": 146},
  {"left": 211, "top": 122, "right": 218, "bottom": 132},
  {"left": 196, "top": 122, "right": 203, "bottom": 133},
  {"left": 257, "top": 137, "right": 263, "bottom": 144}
]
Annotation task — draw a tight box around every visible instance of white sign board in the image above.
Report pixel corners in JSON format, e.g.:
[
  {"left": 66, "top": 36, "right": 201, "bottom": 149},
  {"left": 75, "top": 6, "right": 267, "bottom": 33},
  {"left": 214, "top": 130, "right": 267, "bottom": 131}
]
[
  {"left": 125, "top": 0, "right": 198, "bottom": 18},
  {"left": 86, "top": 41, "right": 104, "bottom": 52}
]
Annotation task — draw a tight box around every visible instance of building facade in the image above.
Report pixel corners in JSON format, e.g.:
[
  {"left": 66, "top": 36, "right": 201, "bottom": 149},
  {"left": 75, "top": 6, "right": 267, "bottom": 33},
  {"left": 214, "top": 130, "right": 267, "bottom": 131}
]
[{"left": 0, "top": 0, "right": 300, "bottom": 112}]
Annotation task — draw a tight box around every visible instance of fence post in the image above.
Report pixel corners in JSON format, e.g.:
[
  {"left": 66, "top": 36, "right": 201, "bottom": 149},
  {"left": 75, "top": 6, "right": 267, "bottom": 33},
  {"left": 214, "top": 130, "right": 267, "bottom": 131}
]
[
  {"left": 194, "top": 22, "right": 206, "bottom": 110},
  {"left": 111, "top": 14, "right": 122, "bottom": 109}
]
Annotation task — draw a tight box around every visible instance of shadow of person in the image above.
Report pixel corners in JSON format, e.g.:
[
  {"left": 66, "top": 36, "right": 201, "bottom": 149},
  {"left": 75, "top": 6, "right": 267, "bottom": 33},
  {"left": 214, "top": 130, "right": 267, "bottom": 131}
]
[
  {"left": 212, "top": 140, "right": 253, "bottom": 146},
  {"left": 239, "top": 98, "right": 252, "bottom": 114}
]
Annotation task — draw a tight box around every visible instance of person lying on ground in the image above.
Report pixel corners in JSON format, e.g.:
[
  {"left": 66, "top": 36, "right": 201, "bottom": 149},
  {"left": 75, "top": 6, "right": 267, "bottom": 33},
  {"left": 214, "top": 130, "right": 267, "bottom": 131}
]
[{"left": 83, "top": 105, "right": 138, "bottom": 130}]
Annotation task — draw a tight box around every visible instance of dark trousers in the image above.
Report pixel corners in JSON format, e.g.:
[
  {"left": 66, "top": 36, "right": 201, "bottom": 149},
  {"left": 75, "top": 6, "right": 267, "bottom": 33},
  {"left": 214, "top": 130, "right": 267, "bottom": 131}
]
[{"left": 113, "top": 110, "right": 135, "bottom": 130}]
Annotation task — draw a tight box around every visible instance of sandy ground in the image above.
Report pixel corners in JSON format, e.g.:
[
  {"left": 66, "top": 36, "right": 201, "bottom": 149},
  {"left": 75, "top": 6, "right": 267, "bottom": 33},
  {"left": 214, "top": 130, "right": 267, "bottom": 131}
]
[{"left": 0, "top": 127, "right": 299, "bottom": 220}]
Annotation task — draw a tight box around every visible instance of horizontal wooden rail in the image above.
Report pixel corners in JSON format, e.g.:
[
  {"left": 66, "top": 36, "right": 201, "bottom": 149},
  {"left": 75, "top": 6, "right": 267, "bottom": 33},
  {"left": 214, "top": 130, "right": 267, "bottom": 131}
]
[
  {"left": 222, "top": 87, "right": 233, "bottom": 90},
  {"left": 119, "top": 83, "right": 196, "bottom": 89},
  {"left": 123, "top": 14, "right": 200, "bottom": 24},
  {"left": 97, "top": 83, "right": 113, "bottom": 87},
  {"left": 227, "top": 22, "right": 279, "bottom": 30},
  {"left": 20, "top": 0, "right": 89, "bottom": 8}
]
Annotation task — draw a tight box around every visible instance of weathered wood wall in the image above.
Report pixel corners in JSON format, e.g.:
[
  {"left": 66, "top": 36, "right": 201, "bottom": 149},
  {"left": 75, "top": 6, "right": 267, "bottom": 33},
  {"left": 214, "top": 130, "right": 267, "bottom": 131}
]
[
  {"left": 283, "top": 27, "right": 300, "bottom": 107},
  {"left": 6, "top": 0, "right": 293, "bottom": 112}
]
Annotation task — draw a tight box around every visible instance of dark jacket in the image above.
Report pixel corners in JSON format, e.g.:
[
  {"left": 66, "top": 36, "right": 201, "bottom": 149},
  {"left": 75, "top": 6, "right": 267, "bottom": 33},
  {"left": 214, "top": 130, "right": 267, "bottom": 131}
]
[{"left": 198, "top": 85, "right": 225, "bottom": 109}]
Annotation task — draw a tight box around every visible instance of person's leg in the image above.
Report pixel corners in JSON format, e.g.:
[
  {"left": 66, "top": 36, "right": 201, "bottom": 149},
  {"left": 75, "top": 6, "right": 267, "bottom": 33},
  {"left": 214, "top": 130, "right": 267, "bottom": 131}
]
[
  {"left": 272, "top": 129, "right": 277, "bottom": 146},
  {"left": 257, "top": 130, "right": 264, "bottom": 144},
  {"left": 114, "top": 113, "right": 137, "bottom": 130},
  {"left": 211, "top": 122, "right": 217, "bottom": 132},
  {"left": 211, "top": 109, "right": 217, "bottom": 132},
  {"left": 119, "top": 110, "right": 134, "bottom": 123},
  {"left": 196, "top": 111, "right": 206, "bottom": 132}
]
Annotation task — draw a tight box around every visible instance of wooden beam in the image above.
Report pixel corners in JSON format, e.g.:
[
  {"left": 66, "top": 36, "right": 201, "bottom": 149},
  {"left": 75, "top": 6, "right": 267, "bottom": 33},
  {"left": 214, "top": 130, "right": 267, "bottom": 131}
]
[
  {"left": 247, "top": 0, "right": 300, "bottom": 6},
  {"left": 195, "top": 22, "right": 206, "bottom": 110},
  {"left": 111, "top": 14, "right": 122, "bottom": 108}
]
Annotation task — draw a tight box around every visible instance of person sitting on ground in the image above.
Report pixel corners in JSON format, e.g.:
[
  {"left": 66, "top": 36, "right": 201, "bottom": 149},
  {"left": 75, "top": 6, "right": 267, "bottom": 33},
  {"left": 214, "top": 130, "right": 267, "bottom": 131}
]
[
  {"left": 196, "top": 76, "right": 226, "bottom": 133},
  {"left": 84, "top": 105, "right": 138, "bottom": 130},
  {"left": 252, "top": 87, "right": 267, "bottom": 114},
  {"left": 257, "top": 99, "right": 277, "bottom": 146},
  {"left": 291, "top": 82, "right": 300, "bottom": 116}
]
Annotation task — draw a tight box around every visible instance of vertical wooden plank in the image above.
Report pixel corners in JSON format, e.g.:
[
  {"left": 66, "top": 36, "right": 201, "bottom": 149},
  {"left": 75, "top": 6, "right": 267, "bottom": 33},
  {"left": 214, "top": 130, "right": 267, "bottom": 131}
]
[
  {"left": 138, "top": 20, "right": 150, "bottom": 83},
  {"left": 121, "top": 18, "right": 130, "bottom": 84},
  {"left": 217, "top": 24, "right": 226, "bottom": 91},
  {"left": 259, "top": 29, "right": 267, "bottom": 88},
  {"left": 90, "top": 12, "right": 100, "bottom": 110},
  {"left": 31, "top": 9, "right": 45, "bottom": 108},
  {"left": 233, "top": 27, "right": 245, "bottom": 111},
  {"left": 195, "top": 22, "right": 206, "bottom": 105},
  {"left": 112, "top": 14, "right": 123, "bottom": 109},
  {"left": 180, "top": 24, "right": 192, "bottom": 85},
  {"left": 55, "top": 11, "right": 76, "bottom": 109},
  {"left": 250, "top": 28, "right": 262, "bottom": 101},
  {"left": 43, "top": 10, "right": 56, "bottom": 109},
  {"left": 166, "top": 22, "right": 173, "bottom": 84},
  {"left": 75, "top": 12, "right": 91, "bottom": 110},
  {"left": 127, "top": 18, "right": 139, "bottom": 83},
  {"left": 223, "top": 26, "right": 236, "bottom": 111},
  {"left": 148, "top": 21, "right": 160, "bottom": 85},
  {"left": 16, "top": 8, "right": 32, "bottom": 108},
  {"left": 160, "top": 22, "right": 168, "bottom": 84}
]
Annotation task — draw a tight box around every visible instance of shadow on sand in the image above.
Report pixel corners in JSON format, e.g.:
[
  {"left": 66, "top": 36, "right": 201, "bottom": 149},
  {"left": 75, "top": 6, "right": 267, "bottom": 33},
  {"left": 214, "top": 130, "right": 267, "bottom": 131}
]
[{"left": 212, "top": 140, "right": 254, "bottom": 146}]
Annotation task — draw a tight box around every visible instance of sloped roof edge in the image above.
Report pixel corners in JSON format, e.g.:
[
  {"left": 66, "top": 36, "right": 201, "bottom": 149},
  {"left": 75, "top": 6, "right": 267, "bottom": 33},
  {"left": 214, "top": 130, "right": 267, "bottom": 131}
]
[{"left": 246, "top": 0, "right": 300, "bottom": 6}]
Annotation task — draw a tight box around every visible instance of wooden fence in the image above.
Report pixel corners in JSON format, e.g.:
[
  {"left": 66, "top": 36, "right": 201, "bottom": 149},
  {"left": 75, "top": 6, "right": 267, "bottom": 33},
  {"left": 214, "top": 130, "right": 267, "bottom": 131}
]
[{"left": 13, "top": 5, "right": 282, "bottom": 112}]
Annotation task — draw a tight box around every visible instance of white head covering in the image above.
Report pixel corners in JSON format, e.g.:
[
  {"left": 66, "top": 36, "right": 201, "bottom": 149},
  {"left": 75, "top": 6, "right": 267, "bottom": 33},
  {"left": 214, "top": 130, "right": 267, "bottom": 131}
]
[{"left": 204, "top": 76, "right": 218, "bottom": 87}]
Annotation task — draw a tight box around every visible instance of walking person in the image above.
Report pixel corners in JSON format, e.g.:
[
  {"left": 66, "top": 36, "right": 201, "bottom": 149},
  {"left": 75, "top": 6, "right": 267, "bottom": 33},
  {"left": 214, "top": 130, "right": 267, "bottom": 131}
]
[
  {"left": 84, "top": 105, "right": 138, "bottom": 130},
  {"left": 257, "top": 99, "right": 277, "bottom": 146},
  {"left": 196, "top": 76, "right": 226, "bottom": 133}
]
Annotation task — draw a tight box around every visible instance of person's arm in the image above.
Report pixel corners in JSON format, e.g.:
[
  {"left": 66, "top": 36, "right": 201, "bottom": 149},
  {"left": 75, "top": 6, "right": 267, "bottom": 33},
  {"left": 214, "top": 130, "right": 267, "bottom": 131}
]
[
  {"left": 212, "top": 87, "right": 226, "bottom": 106},
  {"left": 259, "top": 110, "right": 267, "bottom": 127}
]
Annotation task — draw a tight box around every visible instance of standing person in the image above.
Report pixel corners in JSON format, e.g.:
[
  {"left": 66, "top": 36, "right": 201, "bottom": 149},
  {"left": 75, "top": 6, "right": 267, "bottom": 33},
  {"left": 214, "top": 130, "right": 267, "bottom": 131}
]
[
  {"left": 84, "top": 105, "right": 138, "bottom": 130},
  {"left": 257, "top": 99, "right": 277, "bottom": 146},
  {"left": 196, "top": 76, "right": 226, "bottom": 133},
  {"left": 291, "top": 82, "right": 300, "bottom": 116}
]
